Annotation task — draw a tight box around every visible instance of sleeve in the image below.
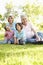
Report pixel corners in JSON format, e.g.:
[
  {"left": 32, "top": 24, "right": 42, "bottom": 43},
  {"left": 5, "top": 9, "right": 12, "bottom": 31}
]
[{"left": 14, "top": 30, "right": 17, "bottom": 38}]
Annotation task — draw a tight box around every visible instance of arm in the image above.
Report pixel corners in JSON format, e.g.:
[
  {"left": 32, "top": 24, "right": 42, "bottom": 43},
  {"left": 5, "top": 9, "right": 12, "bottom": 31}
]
[
  {"left": 14, "top": 31, "right": 19, "bottom": 44},
  {"left": 14, "top": 37, "right": 17, "bottom": 44},
  {"left": 32, "top": 28, "right": 40, "bottom": 41},
  {"left": 30, "top": 23, "right": 40, "bottom": 41},
  {"left": 5, "top": 32, "right": 8, "bottom": 37}
]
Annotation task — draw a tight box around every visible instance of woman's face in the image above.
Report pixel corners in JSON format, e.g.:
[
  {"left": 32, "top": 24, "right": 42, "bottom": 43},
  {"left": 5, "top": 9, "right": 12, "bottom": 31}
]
[
  {"left": 21, "top": 17, "right": 27, "bottom": 25},
  {"left": 8, "top": 17, "right": 13, "bottom": 24},
  {"left": 16, "top": 24, "right": 21, "bottom": 31}
]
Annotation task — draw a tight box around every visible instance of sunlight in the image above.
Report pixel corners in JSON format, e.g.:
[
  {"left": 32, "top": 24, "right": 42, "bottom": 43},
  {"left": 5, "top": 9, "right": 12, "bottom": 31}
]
[{"left": 0, "top": 0, "right": 43, "bottom": 15}]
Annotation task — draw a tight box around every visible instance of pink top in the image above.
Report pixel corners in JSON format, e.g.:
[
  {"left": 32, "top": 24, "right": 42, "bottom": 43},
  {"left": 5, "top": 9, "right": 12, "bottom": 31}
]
[
  {"left": 5, "top": 30, "right": 14, "bottom": 40},
  {"left": 23, "top": 22, "right": 35, "bottom": 39}
]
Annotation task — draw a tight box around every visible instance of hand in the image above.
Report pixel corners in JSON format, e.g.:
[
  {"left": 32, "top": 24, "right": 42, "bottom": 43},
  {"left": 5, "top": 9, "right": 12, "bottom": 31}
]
[
  {"left": 36, "top": 36, "right": 40, "bottom": 41},
  {"left": 16, "top": 39, "right": 19, "bottom": 44}
]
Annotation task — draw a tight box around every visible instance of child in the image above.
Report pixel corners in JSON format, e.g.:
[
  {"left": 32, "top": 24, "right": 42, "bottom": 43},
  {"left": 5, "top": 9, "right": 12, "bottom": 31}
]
[
  {"left": 0, "top": 26, "right": 14, "bottom": 44},
  {"left": 4, "top": 26, "right": 14, "bottom": 44},
  {"left": 14, "top": 23, "right": 26, "bottom": 45}
]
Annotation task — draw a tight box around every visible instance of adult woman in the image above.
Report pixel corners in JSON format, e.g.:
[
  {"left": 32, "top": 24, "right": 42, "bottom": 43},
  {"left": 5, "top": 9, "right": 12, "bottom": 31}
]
[
  {"left": 6, "top": 16, "right": 16, "bottom": 31},
  {"left": 6, "top": 15, "right": 17, "bottom": 44},
  {"left": 21, "top": 15, "right": 42, "bottom": 43}
]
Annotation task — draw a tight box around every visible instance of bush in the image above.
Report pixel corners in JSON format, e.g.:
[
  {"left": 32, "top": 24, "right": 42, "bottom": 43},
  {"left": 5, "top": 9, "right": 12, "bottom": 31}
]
[
  {"left": 2, "top": 23, "right": 6, "bottom": 28},
  {"left": 0, "top": 23, "right": 2, "bottom": 30}
]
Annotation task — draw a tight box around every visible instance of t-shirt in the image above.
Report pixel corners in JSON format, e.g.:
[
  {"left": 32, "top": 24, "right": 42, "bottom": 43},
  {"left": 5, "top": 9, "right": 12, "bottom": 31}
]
[
  {"left": 14, "top": 29, "right": 26, "bottom": 40},
  {"left": 5, "top": 30, "right": 14, "bottom": 40},
  {"left": 23, "top": 22, "right": 35, "bottom": 39}
]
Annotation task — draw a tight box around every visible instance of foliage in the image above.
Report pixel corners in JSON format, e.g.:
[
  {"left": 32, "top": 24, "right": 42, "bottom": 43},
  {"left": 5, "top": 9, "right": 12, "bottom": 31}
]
[
  {"left": 21, "top": 3, "right": 43, "bottom": 30},
  {"left": 22, "top": 4, "right": 43, "bottom": 22},
  {"left": 4, "top": 3, "right": 18, "bottom": 18},
  {"left": 22, "top": 4, "right": 43, "bottom": 16},
  {"left": 0, "top": 23, "right": 2, "bottom": 30},
  {"left": 2, "top": 23, "right": 6, "bottom": 28},
  {"left": 0, "top": 14, "right": 2, "bottom": 19}
]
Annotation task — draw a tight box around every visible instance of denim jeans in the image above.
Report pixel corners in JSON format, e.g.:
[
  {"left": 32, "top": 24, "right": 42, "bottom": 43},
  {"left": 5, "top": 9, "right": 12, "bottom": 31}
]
[
  {"left": 26, "top": 32, "right": 43, "bottom": 43},
  {"left": 0, "top": 38, "right": 14, "bottom": 44},
  {"left": 26, "top": 38, "right": 36, "bottom": 43},
  {"left": 37, "top": 32, "right": 43, "bottom": 39},
  {"left": 19, "top": 39, "right": 26, "bottom": 45}
]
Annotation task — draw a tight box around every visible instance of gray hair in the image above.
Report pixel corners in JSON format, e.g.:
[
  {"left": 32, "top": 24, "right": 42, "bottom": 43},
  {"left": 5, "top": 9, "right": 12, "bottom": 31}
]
[{"left": 20, "top": 15, "right": 27, "bottom": 19}]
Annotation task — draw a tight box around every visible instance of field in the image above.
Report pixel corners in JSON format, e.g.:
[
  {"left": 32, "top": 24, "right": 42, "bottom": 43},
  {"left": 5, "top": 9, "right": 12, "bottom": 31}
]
[{"left": 0, "top": 34, "right": 43, "bottom": 65}]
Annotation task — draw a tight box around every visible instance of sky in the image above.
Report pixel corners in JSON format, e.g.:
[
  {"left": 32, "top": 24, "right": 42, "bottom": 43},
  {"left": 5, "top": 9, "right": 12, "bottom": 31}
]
[{"left": 0, "top": 0, "right": 43, "bottom": 15}]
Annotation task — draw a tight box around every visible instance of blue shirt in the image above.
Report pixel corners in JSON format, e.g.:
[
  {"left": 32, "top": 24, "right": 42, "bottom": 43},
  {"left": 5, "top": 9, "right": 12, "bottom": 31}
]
[
  {"left": 6, "top": 22, "right": 16, "bottom": 32},
  {"left": 14, "top": 29, "right": 26, "bottom": 40}
]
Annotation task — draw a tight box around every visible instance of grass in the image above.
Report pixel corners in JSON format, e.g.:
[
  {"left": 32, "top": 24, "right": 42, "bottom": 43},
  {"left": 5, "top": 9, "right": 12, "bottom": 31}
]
[
  {"left": 0, "top": 34, "right": 43, "bottom": 65},
  {"left": 0, "top": 44, "right": 43, "bottom": 65},
  {"left": 0, "top": 34, "right": 4, "bottom": 40}
]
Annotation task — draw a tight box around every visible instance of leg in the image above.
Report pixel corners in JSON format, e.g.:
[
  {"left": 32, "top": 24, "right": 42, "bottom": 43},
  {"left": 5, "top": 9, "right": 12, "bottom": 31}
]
[
  {"left": 26, "top": 38, "right": 36, "bottom": 43},
  {"left": 0, "top": 40, "right": 5, "bottom": 44},
  {"left": 37, "top": 32, "right": 43, "bottom": 39},
  {"left": 0, "top": 39, "right": 8, "bottom": 44},
  {"left": 19, "top": 39, "right": 25, "bottom": 45},
  {"left": 9, "top": 38, "right": 14, "bottom": 44}
]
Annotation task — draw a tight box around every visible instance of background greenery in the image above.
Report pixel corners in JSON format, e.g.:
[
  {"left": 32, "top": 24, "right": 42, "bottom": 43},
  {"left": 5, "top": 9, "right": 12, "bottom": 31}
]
[{"left": 0, "top": 2, "right": 43, "bottom": 31}]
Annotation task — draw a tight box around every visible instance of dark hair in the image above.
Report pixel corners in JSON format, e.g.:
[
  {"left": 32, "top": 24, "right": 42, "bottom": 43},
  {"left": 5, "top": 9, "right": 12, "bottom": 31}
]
[
  {"left": 15, "top": 23, "right": 23, "bottom": 30},
  {"left": 4, "top": 26, "right": 7, "bottom": 31}
]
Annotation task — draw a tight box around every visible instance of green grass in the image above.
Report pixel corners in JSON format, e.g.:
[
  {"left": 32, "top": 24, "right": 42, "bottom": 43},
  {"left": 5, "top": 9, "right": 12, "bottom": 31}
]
[
  {"left": 0, "top": 44, "right": 43, "bottom": 65},
  {"left": 0, "top": 34, "right": 43, "bottom": 65},
  {"left": 0, "top": 34, "right": 4, "bottom": 40}
]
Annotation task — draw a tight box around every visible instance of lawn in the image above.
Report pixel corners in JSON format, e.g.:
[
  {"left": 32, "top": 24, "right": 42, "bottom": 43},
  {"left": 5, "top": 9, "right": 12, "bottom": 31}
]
[
  {"left": 0, "top": 44, "right": 43, "bottom": 65},
  {"left": 0, "top": 34, "right": 43, "bottom": 65},
  {"left": 0, "top": 33, "right": 4, "bottom": 40}
]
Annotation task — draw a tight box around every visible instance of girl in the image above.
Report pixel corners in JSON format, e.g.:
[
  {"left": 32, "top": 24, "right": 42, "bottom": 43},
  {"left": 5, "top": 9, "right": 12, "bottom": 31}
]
[
  {"left": 14, "top": 23, "right": 26, "bottom": 45},
  {"left": 0, "top": 26, "right": 14, "bottom": 44}
]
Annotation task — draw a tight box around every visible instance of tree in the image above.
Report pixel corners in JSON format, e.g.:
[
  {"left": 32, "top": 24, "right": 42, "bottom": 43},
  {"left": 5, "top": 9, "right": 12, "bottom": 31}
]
[
  {"left": 4, "top": 3, "right": 18, "bottom": 18},
  {"left": 4, "top": 3, "right": 13, "bottom": 18},
  {"left": 0, "top": 14, "right": 2, "bottom": 19},
  {"left": 22, "top": 3, "right": 42, "bottom": 23}
]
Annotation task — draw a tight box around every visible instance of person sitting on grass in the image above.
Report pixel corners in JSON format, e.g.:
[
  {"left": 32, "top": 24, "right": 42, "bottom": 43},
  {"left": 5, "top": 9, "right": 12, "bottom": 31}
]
[
  {"left": 0, "top": 26, "right": 14, "bottom": 44},
  {"left": 14, "top": 23, "right": 26, "bottom": 45},
  {"left": 21, "top": 15, "right": 43, "bottom": 43}
]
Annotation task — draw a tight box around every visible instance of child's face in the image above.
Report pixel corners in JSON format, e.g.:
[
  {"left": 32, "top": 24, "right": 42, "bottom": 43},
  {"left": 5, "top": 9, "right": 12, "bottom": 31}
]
[
  {"left": 6, "top": 26, "right": 10, "bottom": 31},
  {"left": 16, "top": 24, "right": 21, "bottom": 31}
]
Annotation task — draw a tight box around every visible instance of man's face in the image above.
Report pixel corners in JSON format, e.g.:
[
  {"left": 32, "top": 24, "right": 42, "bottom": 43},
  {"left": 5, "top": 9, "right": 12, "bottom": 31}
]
[{"left": 21, "top": 17, "right": 27, "bottom": 25}]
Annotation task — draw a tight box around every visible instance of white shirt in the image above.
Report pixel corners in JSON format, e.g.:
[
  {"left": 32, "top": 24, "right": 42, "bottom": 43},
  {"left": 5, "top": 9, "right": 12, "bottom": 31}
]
[{"left": 23, "top": 22, "right": 35, "bottom": 39}]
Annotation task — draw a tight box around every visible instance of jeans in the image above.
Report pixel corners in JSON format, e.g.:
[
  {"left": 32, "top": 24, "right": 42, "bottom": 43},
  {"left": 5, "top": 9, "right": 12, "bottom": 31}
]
[
  {"left": 0, "top": 38, "right": 14, "bottom": 44},
  {"left": 37, "top": 32, "right": 43, "bottom": 39},
  {"left": 26, "top": 38, "right": 36, "bottom": 43},
  {"left": 26, "top": 32, "right": 43, "bottom": 43},
  {"left": 19, "top": 39, "right": 26, "bottom": 45}
]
